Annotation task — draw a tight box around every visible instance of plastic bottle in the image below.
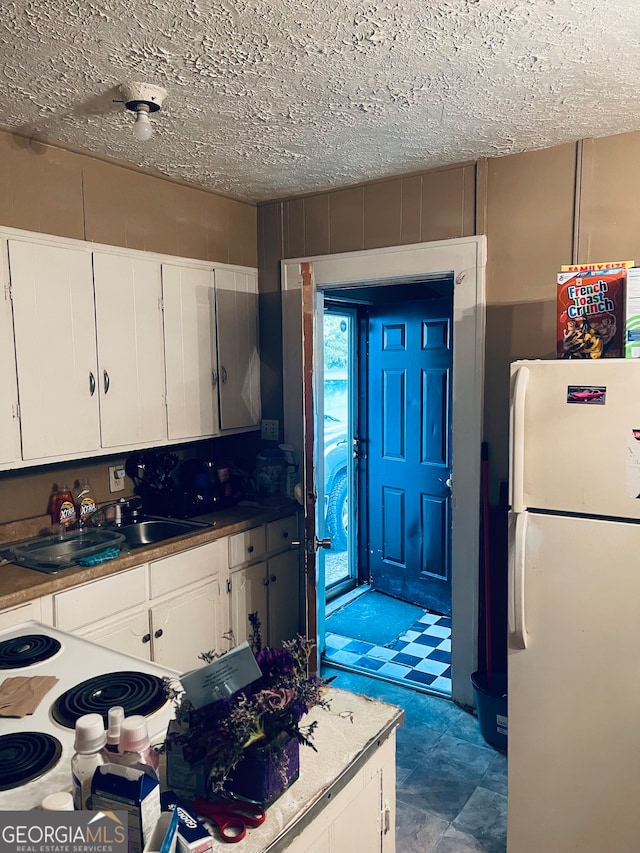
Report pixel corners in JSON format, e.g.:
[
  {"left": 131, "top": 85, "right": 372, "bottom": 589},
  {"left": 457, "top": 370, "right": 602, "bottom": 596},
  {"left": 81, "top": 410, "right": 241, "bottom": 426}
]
[
  {"left": 118, "top": 715, "right": 159, "bottom": 774},
  {"left": 71, "top": 713, "right": 106, "bottom": 810},
  {"left": 103, "top": 706, "right": 125, "bottom": 759},
  {"left": 49, "top": 483, "right": 77, "bottom": 531},
  {"left": 279, "top": 444, "right": 298, "bottom": 501},
  {"left": 74, "top": 478, "right": 97, "bottom": 527}
]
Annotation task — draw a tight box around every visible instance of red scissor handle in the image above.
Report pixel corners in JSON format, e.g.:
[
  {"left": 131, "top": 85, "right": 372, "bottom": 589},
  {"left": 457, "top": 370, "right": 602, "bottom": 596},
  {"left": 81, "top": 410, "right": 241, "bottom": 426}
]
[{"left": 192, "top": 799, "right": 266, "bottom": 844}]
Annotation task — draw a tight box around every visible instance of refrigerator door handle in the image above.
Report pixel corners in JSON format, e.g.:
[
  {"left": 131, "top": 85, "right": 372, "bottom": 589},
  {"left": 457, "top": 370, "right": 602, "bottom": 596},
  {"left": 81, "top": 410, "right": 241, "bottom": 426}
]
[
  {"left": 510, "top": 511, "right": 529, "bottom": 649},
  {"left": 510, "top": 365, "right": 530, "bottom": 514}
]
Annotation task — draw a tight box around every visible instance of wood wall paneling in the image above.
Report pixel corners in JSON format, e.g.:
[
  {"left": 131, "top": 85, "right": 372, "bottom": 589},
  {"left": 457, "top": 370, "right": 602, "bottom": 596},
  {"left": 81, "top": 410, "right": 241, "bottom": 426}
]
[
  {"left": 328, "top": 186, "right": 364, "bottom": 254},
  {"left": 363, "top": 180, "right": 402, "bottom": 249},
  {"left": 227, "top": 200, "right": 258, "bottom": 268},
  {"left": 284, "top": 197, "right": 305, "bottom": 259},
  {"left": 400, "top": 175, "right": 422, "bottom": 245},
  {"left": 578, "top": 132, "right": 640, "bottom": 264},
  {"left": 484, "top": 143, "right": 577, "bottom": 496},
  {"left": 0, "top": 132, "right": 85, "bottom": 239},
  {"left": 420, "top": 165, "right": 475, "bottom": 242},
  {"left": 303, "top": 194, "right": 330, "bottom": 258}
]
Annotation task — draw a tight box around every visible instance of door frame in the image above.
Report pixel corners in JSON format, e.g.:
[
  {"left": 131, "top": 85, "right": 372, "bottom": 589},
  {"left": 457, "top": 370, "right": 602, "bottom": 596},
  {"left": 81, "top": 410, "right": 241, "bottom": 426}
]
[{"left": 281, "top": 236, "right": 486, "bottom": 708}]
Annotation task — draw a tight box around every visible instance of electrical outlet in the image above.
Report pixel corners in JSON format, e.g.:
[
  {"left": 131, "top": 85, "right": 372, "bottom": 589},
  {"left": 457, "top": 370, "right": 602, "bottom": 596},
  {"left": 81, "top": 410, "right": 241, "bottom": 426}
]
[
  {"left": 108, "top": 465, "right": 126, "bottom": 493},
  {"left": 261, "top": 419, "right": 279, "bottom": 441}
]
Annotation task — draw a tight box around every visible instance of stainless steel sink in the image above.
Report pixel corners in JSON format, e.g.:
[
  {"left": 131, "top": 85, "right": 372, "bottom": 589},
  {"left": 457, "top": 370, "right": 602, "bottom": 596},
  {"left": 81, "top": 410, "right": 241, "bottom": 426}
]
[{"left": 117, "top": 517, "right": 212, "bottom": 549}]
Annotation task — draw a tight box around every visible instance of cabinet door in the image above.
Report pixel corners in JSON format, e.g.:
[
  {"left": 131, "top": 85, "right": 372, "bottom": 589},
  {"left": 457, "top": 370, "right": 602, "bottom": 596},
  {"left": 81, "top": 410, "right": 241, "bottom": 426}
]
[
  {"left": 230, "top": 562, "right": 268, "bottom": 646},
  {"left": 93, "top": 252, "right": 167, "bottom": 448},
  {"left": 214, "top": 268, "right": 261, "bottom": 431},
  {"left": 0, "top": 241, "right": 21, "bottom": 465},
  {"left": 267, "top": 550, "right": 300, "bottom": 648},
  {"left": 78, "top": 610, "right": 152, "bottom": 661},
  {"left": 162, "top": 264, "right": 220, "bottom": 440},
  {"left": 9, "top": 239, "right": 100, "bottom": 460},
  {"left": 151, "top": 578, "right": 222, "bottom": 672}
]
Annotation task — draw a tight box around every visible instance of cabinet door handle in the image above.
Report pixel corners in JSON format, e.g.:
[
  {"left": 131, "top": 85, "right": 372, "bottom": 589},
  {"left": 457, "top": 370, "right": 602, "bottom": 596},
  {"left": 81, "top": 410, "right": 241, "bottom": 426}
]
[
  {"left": 103, "top": 369, "right": 110, "bottom": 394},
  {"left": 227, "top": 579, "right": 231, "bottom": 593},
  {"left": 248, "top": 545, "right": 254, "bottom": 554},
  {"left": 263, "top": 577, "right": 269, "bottom": 586},
  {"left": 212, "top": 369, "right": 218, "bottom": 388},
  {"left": 154, "top": 628, "right": 164, "bottom": 639},
  {"left": 270, "top": 574, "right": 277, "bottom": 583},
  {"left": 221, "top": 365, "right": 228, "bottom": 384},
  {"left": 142, "top": 633, "right": 151, "bottom": 644},
  {"left": 89, "top": 372, "right": 96, "bottom": 396},
  {"left": 282, "top": 531, "right": 289, "bottom": 539}
]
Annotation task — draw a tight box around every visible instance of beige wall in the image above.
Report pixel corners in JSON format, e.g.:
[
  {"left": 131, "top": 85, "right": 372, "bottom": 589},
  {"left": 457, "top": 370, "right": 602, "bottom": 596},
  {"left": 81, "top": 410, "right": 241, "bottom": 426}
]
[
  {"left": 4, "top": 126, "right": 640, "bottom": 523},
  {"left": 258, "top": 131, "right": 640, "bottom": 503},
  {"left": 0, "top": 128, "right": 257, "bottom": 525}
]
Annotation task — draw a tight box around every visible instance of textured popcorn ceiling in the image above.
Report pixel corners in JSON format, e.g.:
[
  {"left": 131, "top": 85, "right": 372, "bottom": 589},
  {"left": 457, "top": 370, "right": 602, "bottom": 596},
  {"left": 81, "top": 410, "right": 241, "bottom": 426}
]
[{"left": 1, "top": 0, "right": 640, "bottom": 202}]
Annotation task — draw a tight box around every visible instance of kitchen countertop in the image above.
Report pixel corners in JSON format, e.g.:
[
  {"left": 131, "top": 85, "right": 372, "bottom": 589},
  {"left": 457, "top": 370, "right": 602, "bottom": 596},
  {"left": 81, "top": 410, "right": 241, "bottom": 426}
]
[
  {"left": 0, "top": 501, "right": 300, "bottom": 613},
  {"left": 204, "top": 686, "right": 403, "bottom": 852}
]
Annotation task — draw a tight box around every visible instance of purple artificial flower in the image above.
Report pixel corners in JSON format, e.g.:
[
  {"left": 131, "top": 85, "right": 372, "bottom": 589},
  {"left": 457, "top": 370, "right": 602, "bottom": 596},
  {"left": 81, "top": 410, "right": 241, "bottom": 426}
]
[{"left": 256, "top": 647, "right": 294, "bottom": 678}]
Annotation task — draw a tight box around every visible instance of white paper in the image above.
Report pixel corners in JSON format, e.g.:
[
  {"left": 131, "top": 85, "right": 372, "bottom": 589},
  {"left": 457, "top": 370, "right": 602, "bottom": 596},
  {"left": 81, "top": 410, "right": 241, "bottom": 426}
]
[{"left": 179, "top": 642, "right": 262, "bottom": 709}]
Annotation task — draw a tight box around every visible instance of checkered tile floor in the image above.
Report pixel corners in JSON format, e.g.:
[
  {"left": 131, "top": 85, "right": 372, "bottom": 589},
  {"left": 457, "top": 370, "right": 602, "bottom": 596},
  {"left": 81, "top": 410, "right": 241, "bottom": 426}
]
[{"left": 324, "top": 611, "right": 452, "bottom": 696}]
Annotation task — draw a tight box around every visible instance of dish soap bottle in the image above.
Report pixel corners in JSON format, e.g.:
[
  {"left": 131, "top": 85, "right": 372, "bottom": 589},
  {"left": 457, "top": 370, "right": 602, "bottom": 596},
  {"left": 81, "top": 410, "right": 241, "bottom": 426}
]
[
  {"left": 49, "top": 483, "right": 77, "bottom": 532},
  {"left": 74, "top": 478, "right": 97, "bottom": 527}
]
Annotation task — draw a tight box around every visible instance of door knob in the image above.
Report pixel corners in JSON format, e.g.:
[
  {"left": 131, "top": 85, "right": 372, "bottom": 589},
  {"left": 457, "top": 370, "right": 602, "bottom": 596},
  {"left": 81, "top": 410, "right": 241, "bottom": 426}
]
[
  {"left": 315, "top": 537, "right": 332, "bottom": 551},
  {"left": 445, "top": 477, "right": 452, "bottom": 489},
  {"left": 291, "top": 538, "right": 332, "bottom": 552}
]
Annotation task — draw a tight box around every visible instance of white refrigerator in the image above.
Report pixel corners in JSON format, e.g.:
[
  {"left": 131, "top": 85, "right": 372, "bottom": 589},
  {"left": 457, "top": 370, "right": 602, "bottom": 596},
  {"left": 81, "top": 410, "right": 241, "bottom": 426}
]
[{"left": 508, "top": 358, "right": 640, "bottom": 853}]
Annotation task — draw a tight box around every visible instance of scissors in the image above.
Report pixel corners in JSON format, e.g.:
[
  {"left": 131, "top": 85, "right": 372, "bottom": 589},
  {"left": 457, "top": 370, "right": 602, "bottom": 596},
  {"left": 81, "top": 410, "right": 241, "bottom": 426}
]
[{"left": 192, "top": 797, "right": 266, "bottom": 843}]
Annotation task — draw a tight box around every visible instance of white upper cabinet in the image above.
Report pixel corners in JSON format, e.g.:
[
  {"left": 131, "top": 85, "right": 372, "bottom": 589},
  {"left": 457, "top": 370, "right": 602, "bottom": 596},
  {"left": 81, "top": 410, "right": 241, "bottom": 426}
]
[
  {"left": 215, "top": 267, "right": 261, "bottom": 431},
  {"left": 0, "top": 243, "right": 21, "bottom": 465},
  {"left": 9, "top": 239, "right": 100, "bottom": 461},
  {"left": 162, "top": 264, "right": 220, "bottom": 441},
  {"left": 93, "top": 252, "right": 166, "bottom": 448},
  {"left": 0, "top": 228, "right": 260, "bottom": 470}
]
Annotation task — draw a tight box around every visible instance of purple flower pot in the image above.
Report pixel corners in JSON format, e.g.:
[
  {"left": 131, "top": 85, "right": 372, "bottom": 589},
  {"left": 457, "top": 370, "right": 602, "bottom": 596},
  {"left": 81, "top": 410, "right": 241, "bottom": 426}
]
[{"left": 227, "top": 733, "right": 300, "bottom": 807}]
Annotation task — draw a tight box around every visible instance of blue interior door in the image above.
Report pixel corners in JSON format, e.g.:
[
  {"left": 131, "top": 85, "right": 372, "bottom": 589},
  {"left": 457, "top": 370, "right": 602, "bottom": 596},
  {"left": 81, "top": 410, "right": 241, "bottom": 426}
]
[{"left": 367, "top": 293, "right": 453, "bottom": 614}]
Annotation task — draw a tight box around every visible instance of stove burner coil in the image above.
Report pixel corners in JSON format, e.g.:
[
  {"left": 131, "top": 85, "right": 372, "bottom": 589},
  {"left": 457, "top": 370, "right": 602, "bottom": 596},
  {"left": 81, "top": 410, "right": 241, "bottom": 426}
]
[
  {"left": 51, "top": 671, "right": 168, "bottom": 729},
  {"left": 0, "top": 634, "right": 61, "bottom": 669},
  {"left": 0, "top": 732, "right": 62, "bottom": 790}
]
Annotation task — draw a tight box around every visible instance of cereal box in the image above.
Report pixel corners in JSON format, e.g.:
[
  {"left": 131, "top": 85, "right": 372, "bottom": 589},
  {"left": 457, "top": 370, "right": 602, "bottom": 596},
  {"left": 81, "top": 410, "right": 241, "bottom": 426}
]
[{"left": 556, "top": 262, "right": 631, "bottom": 359}]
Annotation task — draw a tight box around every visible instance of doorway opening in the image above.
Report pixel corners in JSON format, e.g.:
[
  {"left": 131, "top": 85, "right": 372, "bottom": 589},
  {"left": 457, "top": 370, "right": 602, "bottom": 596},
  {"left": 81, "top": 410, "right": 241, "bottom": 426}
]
[
  {"left": 281, "top": 236, "right": 486, "bottom": 709},
  {"left": 318, "top": 278, "right": 454, "bottom": 696}
]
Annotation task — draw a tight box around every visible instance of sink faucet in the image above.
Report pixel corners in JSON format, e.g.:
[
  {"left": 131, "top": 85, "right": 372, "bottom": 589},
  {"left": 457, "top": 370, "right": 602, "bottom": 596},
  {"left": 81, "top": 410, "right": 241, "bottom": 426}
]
[{"left": 92, "top": 497, "right": 141, "bottom": 527}]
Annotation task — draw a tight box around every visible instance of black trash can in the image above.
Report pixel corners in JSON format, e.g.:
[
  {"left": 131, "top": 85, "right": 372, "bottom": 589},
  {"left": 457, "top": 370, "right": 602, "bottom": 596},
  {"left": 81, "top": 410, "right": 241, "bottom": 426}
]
[{"left": 471, "top": 670, "right": 507, "bottom": 752}]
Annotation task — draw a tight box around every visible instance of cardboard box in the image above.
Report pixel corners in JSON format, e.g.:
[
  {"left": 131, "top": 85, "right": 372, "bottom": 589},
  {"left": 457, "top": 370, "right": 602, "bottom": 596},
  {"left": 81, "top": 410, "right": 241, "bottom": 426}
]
[
  {"left": 143, "top": 812, "right": 179, "bottom": 853},
  {"left": 161, "top": 792, "right": 213, "bottom": 853},
  {"left": 92, "top": 763, "right": 161, "bottom": 853},
  {"left": 625, "top": 267, "right": 640, "bottom": 357},
  {"left": 557, "top": 266, "right": 627, "bottom": 358}
]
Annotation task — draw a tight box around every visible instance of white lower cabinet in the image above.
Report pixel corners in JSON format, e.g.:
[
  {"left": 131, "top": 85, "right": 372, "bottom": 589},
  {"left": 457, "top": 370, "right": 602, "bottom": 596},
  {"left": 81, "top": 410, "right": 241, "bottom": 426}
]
[
  {"left": 80, "top": 609, "right": 152, "bottom": 661},
  {"left": 228, "top": 514, "right": 301, "bottom": 648},
  {"left": 150, "top": 578, "right": 221, "bottom": 672},
  {"left": 53, "top": 540, "right": 228, "bottom": 673},
  {"left": 284, "top": 733, "right": 397, "bottom": 853}
]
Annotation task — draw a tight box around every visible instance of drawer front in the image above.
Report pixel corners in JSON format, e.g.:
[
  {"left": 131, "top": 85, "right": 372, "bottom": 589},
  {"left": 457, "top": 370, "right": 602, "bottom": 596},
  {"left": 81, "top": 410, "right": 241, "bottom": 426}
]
[
  {"left": 0, "top": 600, "right": 42, "bottom": 630},
  {"left": 54, "top": 565, "right": 147, "bottom": 631},
  {"left": 266, "top": 515, "right": 298, "bottom": 554},
  {"left": 150, "top": 539, "right": 226, "bottom": 599},
  {"left": 228, "top": 526, "right": 266, "bottom": 568}
]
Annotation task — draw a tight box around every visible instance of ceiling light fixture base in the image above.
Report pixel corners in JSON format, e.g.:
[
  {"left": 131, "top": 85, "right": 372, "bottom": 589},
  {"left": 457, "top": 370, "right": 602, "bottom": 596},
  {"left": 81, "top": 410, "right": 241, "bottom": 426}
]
[{"left": 119, "top": 82, "right": 167, "bottom": 113}]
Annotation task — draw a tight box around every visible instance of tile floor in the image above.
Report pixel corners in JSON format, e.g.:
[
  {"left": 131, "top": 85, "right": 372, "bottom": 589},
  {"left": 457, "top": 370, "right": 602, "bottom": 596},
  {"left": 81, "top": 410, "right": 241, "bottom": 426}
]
[
  {"left": 321, "top": 664, "right": 507, "bottom": 853},
  {"left": 325, "top": 611, "right": 453, "bottom": 695}
]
